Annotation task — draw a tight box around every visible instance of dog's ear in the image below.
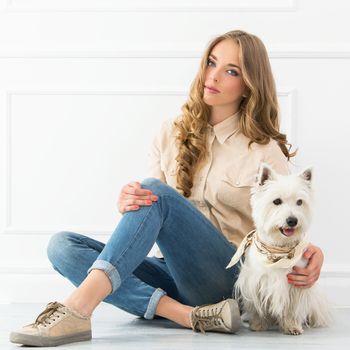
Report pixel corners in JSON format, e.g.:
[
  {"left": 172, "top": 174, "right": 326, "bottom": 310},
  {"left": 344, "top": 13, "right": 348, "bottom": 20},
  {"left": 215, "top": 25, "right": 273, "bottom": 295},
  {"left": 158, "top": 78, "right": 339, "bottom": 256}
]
[
  {"left": 257, "top": 162, "right": 277, "bottom": 186},
  {"left": 298, "top": 166, "right": 313, "bottom": 184}
]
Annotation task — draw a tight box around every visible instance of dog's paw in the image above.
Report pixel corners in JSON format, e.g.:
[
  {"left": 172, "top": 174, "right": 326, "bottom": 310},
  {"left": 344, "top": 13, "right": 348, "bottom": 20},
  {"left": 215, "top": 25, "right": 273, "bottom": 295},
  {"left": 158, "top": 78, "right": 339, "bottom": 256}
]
[
  {"left": 282, "top": 326, "right": 304, "bottom": 335},
  {"left": 249, "top": 319, "right": 269, "bottom": 332}
]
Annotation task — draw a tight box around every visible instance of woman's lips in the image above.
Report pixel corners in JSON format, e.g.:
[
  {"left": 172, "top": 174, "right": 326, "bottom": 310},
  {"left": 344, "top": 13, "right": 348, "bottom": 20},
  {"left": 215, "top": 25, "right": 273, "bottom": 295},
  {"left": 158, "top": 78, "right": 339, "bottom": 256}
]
[{"left": 204, "top": 86, "right": 220, "bottom": 94}]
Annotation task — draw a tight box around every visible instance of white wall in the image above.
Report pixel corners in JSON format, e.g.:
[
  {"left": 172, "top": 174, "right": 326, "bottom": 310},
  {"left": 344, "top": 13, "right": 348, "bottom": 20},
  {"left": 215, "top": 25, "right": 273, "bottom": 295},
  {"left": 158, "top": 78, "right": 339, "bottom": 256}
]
[{"left": 0, "top": 0, "right": 349, "bottom": 306}]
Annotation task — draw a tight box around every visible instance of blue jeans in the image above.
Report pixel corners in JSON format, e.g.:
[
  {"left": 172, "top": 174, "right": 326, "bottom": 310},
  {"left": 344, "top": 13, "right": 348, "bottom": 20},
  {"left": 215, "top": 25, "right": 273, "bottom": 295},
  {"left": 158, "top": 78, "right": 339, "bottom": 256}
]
[{"left": 47, "top": 178, "right": 240, "bottom": 320}]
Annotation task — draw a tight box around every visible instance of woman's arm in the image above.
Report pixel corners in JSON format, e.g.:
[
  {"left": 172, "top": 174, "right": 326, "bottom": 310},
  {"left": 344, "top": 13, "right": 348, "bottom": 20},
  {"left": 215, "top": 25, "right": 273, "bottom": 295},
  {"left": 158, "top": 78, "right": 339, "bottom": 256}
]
[
  {"left": 262, "top": 139, "right": 290, "bottom": 176},
  {"left": 147, "top": 124, "right": 167, "bottom": 183},
  {"left": 287, "top": 244, "right": 324, "bottom": 288}
]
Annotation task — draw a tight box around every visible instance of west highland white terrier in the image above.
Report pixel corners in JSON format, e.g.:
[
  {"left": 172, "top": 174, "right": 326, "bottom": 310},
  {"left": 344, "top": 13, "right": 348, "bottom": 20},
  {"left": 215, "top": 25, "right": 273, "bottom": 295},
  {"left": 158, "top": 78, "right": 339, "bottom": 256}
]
[{"left": 226, "top": 163, "right": 332, "bottom": 335}]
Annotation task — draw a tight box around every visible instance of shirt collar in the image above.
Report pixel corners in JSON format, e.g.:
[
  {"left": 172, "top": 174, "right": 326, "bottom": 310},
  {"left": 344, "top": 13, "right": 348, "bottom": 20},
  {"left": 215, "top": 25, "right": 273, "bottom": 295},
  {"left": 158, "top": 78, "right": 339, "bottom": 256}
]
[{"left": 207, "top": 110, "right": 241, "bottom": 144}]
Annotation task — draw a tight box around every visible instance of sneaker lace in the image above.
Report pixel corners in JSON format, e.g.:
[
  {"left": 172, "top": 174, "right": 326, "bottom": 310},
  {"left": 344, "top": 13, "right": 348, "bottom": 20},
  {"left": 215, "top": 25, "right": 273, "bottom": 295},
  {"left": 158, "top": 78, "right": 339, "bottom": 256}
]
[
  {"left": 191, "top": 303, "right": 224, "bottom": 335},
  {"left": 32, "top": 302, "right": 66, "bottom": 327}
]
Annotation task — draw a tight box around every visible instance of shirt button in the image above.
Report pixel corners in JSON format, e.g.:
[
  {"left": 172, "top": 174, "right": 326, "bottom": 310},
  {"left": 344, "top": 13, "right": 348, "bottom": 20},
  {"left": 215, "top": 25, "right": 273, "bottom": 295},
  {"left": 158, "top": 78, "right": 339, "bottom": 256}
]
[{"left": 235, "top": 181, "right": 240, "bottom": 185}]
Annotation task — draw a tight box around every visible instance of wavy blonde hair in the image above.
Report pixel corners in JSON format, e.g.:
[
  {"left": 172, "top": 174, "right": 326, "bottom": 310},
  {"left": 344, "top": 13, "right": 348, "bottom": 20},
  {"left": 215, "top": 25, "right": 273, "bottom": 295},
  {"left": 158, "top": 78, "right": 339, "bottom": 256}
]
[{"left": 174, "top": 29, "right": 297, "bottom": 198}]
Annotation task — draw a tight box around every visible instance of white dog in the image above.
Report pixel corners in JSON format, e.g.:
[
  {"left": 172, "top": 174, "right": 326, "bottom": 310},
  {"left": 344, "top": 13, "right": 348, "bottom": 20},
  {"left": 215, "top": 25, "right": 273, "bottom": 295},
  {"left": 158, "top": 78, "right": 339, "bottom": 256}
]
[{"left": 226, "top": 163, "right": 332, "bottom": 335}]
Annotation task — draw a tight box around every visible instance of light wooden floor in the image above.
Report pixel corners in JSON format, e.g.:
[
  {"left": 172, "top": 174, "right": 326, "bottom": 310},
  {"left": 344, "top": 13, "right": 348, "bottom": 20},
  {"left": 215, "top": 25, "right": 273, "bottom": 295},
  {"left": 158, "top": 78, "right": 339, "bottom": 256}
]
[{"left": 2, "top": 303, "right": 349, "bottom": 349}]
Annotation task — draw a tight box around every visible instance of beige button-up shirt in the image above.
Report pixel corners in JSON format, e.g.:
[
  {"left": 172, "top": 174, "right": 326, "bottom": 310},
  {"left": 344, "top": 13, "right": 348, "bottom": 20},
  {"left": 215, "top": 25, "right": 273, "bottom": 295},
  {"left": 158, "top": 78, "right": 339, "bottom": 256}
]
[{"left": 147, "top": 111, "right": 290, "bottom": 258}]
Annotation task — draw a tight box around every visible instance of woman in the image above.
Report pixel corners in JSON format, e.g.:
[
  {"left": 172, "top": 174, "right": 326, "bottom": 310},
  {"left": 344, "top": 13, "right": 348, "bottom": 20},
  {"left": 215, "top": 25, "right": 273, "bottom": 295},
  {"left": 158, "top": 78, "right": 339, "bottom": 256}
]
[{"left": 10, "top": 30, "right": 324, "bottom": 346}]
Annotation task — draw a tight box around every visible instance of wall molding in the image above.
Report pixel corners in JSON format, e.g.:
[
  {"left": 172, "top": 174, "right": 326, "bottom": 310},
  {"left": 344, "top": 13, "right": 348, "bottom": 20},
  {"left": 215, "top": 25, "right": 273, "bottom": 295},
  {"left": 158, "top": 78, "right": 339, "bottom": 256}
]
[
  {"left": 0, "top": 49, "right": 349, "bottom": 59},
  {"left": 321, "top": 264, "right": 350, "bottom": 278},
  {"left": 2, "top": 88, "right": 295, "bottom": 236},
  {"left": 2, "top": 89, "right": 187, "bottom": 235},
  {"left": 3, "top": 0, "right": 297, "bottom": 13},
  {"left": 1, "top": 228, "right": 113, "bottom": 236},
  {"left": 0, "top": 266, "right": 55, "bottom": 274}
]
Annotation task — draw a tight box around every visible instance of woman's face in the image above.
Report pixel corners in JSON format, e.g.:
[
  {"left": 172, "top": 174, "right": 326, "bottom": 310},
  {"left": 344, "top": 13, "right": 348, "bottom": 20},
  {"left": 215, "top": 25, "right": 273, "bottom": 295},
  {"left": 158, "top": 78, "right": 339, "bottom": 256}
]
[{"left": 203, "top": 39, "right": 247, "bottom": 109}]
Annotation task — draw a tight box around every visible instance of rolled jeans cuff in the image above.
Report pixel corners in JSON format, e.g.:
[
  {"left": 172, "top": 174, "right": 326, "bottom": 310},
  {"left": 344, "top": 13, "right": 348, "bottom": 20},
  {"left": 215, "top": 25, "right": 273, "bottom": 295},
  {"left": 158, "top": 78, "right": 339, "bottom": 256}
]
[
  {"left": 144, "top": 288, "right": 167, "bottom": 320},
  {"left": 87, "top": 259, "right": 121, "bottom": 294}
]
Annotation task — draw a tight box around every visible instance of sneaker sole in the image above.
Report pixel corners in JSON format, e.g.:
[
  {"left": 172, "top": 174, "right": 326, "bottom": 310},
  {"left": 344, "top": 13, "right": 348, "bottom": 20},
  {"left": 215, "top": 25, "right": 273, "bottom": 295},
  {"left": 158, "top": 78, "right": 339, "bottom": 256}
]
[{"left": 10, "top": 330, "right": 92, "bottom": 347}]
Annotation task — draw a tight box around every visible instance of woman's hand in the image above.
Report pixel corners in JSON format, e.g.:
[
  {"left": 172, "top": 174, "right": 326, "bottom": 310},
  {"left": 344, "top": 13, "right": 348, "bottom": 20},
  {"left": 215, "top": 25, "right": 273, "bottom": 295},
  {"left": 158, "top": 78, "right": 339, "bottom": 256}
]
[
  {"left": 117, "top": 181, "right": 158, "bottom": 214},
  {"left": 287, "top": 244, "right": 324, "bottom": 289}
]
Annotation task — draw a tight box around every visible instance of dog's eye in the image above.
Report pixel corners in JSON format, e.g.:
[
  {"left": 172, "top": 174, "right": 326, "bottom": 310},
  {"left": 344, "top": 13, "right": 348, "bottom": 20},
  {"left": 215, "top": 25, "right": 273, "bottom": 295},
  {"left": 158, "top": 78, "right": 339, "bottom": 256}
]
[
  {"left": 296, "top": 199, "right": 303, "bottom": 206},
  {"left": 273, "top": 198, "right": 282, "bottom": 205}
]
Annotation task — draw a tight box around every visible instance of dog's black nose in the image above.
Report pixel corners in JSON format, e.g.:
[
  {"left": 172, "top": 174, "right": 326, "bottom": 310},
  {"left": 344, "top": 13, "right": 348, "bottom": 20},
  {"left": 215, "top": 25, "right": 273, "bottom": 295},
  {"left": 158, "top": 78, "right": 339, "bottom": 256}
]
[{"left": 286, "top": 216, "right": 298, "bottom": 227}]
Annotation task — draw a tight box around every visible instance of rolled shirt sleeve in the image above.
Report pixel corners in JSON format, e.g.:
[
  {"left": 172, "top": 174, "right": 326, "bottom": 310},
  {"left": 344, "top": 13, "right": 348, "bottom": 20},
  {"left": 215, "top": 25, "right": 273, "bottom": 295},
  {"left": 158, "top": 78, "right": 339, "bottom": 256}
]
[{"left": 146, "top": 123, "right": 167, "bottom": 183}]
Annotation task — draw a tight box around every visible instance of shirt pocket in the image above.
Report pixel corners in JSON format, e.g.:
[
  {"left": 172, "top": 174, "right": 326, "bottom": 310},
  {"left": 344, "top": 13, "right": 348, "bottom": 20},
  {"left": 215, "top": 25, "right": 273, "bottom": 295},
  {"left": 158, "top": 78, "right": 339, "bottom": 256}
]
[{"left": 216, "top": 170, "right": 256, "bottom": 209}]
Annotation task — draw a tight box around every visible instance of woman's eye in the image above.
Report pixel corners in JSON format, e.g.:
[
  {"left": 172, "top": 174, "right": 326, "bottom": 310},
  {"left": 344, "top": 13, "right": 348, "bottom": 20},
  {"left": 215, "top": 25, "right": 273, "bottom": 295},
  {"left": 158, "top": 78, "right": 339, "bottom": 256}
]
[
  {"left": 207, "top": 59, "right": 214, "bottom": 66},
  {"left": 273, "top": 198, "right": 282, "bottom": 205},
  {"left": 207, "top": 59, "right": 238, "bottom": 76},
  {"left": 228, "top": 69, "right": 238, "bottom": 76},
  {"left": 296, "top": 199, "right": 303, "bottom": 206}
]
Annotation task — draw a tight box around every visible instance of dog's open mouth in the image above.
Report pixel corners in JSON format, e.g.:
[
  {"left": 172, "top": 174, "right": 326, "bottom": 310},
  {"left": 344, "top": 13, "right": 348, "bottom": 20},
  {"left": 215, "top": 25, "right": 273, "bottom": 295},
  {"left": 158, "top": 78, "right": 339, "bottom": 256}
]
[{"left": 279, "top": 227, "right": 296, "bottom": 237}]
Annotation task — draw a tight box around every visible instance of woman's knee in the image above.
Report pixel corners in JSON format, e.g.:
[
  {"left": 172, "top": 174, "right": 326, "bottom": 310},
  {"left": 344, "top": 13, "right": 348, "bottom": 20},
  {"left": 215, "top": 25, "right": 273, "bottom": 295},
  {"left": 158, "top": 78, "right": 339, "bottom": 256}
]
[
  {"left": 141, "top": 177, "right": 175, "bottom": 197},
  {"left": 46, "top": 231, "right": 77, "bottom": 266}
]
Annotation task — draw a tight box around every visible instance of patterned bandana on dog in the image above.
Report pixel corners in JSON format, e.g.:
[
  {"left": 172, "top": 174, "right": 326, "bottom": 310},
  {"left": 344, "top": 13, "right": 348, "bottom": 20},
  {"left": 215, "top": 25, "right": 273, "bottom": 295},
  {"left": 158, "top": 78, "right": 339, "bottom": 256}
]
[{"left": 226, "top": 229, "right": 310, "bottom": 269}]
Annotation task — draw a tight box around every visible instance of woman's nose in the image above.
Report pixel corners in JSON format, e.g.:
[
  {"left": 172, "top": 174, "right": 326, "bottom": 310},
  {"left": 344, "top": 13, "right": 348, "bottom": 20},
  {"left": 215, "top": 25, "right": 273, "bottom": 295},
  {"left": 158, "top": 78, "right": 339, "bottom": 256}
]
[{"left": 209, "top": 71, "right": 218, "bottom": 82}]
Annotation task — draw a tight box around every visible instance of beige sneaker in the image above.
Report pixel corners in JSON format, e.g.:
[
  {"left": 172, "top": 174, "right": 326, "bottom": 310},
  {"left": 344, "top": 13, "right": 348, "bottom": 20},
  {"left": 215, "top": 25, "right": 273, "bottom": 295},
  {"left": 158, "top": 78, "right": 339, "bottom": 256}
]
[
  {"left": 9, "top": 301, "right": 91, "bottom": 347},
  {"left": 190, "top": 298, "right": 241, "bottom": 334}
]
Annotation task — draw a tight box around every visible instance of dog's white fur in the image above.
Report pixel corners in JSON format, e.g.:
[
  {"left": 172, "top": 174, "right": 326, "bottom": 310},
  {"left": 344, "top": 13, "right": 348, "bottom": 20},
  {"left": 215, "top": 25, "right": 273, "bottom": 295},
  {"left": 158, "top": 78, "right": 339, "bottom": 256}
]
[{"left": 233, "top": 163, "right": 332, "bottom": 335}]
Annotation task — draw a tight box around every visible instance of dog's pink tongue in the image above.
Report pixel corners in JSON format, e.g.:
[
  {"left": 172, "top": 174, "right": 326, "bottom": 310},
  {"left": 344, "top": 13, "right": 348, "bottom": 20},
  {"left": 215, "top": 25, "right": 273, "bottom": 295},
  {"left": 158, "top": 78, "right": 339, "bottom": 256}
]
[{"left": 283, "top": 228, "right": 295, "bottom": 236}]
